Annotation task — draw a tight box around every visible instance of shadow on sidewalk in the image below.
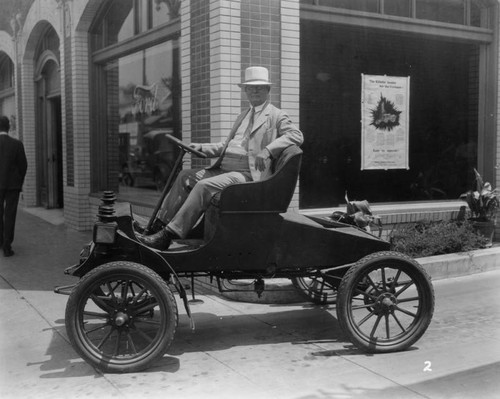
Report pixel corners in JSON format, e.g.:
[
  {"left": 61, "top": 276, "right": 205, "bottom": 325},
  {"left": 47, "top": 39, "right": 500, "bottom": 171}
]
[
  {"left": 0, "top": 208, "right": 91, "bottom": 292},
  {"left": 35, "top": 306, "right": 348, "bottom": 377}
]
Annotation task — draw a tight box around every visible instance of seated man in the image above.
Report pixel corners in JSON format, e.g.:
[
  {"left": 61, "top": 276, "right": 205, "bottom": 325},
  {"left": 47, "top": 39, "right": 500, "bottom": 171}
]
[{"left": 137, "top": 66, "right": 303, "bottom": 250}]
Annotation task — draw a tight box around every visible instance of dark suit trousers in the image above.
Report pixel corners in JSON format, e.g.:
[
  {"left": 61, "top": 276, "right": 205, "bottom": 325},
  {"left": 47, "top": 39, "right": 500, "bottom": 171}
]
[{"left": 0, "top": 189, "right": 20, "bottom": 250}]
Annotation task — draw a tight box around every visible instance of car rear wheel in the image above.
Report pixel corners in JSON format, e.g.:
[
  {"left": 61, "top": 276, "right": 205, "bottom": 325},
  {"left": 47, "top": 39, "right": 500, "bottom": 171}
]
[
  {"left": 291, "top": 270, "right": 340, "bottom": 304},
  {"left": 337, "top": 251, "right": 434, "bottom": 353},
  {"left": 65, "top": 261, "right": 178, "bottom": 373}
]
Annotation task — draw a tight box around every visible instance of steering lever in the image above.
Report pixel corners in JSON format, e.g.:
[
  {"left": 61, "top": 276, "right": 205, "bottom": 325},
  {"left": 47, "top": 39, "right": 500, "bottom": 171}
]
[{"left": 165, "top": 134, "right": 207, "bottom": 158}]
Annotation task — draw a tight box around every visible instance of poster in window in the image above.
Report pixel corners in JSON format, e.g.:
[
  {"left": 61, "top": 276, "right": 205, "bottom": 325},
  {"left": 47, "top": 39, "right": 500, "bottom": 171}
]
[{"left": 361, "top": 74, "right": 410, "bottom": 170}]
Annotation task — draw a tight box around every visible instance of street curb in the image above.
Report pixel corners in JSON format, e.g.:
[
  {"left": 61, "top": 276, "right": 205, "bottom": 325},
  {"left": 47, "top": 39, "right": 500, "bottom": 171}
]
[
  {"left": 192, "top": 246, "right": 500, "bottom": 304},
  {"left": 416, "top": 245, "right": 500, "bottom": 281}
]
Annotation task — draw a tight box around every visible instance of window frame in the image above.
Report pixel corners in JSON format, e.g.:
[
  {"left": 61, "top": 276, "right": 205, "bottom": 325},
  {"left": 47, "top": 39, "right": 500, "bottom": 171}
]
[
  {"left": 301, "top": 3, "right": 493, "bottom": 43},
  {"left": 304, "top": 0, "right": 495, "bottom": 29},
  {"left": 89, "top": 0, "right": 181, "bottom": 193}
]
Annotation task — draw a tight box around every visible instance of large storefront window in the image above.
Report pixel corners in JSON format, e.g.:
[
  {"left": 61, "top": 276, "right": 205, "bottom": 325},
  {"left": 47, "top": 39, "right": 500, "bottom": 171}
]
[
  {"left": 91, "top": 0, "right": 181, "bottom": 197},
  {"left": 300, "top": 22, "right": 480, "bottom": 207},
  {"left": 106, "top": 40, "right": 180, "bottom": 191}
]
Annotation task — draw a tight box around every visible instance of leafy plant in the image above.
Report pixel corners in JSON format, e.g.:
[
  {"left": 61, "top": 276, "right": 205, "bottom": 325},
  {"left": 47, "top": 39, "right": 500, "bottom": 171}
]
[
  {"left": 389, "top": 219, "right": 489, "bottom": 258},
  {"left": 461, "top": 168, "right": 499, "bottom": 222}
]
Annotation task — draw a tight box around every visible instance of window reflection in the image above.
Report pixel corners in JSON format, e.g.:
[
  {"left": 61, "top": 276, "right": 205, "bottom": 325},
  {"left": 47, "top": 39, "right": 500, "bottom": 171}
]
[
  {"left": 470, "top": 2, "right": 483, "bottom": 27},
  {"left": 98, "top": 0, "right": 176, "bottom": 48},
  {"left": 107, "top": 41, "right": 180, "bottom": 191},
  {"left": 316, "top": 0, "right": 379, "bottom": 12},
  {"left": 117, "top": 4, "right": 134, "bottom": 42},
  {"left": 104, "top": 0, "right": 134, "bottom": 44},
  {"left": 153, "top": 0, "right": 177, "bottom": 27},
  {"left": 384, "top": 0, "right": 411, "bottom": 18},
  {"left": 416, "top": 0, "right": 465, "bottom": 25}
]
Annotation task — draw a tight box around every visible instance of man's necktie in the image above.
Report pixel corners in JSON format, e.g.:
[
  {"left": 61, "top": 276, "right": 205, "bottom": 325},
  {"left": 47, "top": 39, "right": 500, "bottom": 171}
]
[{"left": 242, "top": 108, "right": 255, "bottom": 150}]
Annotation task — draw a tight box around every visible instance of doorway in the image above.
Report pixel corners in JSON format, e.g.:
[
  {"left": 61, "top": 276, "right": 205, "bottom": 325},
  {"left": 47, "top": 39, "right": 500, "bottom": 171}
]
[{"left": 36, "top": 58, "right": 63, "bottom": 209}]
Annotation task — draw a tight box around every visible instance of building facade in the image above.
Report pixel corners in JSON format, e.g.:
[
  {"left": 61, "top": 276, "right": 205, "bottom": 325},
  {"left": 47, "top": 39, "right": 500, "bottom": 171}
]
[{"left": 0, "top": 0, "right": 498, "bottom": 235}]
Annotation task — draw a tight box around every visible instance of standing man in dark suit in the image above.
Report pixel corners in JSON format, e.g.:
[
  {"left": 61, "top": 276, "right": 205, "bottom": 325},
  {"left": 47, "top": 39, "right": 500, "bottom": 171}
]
[{"left": 0, "top": 115, "right": 27, "bottom": 257}]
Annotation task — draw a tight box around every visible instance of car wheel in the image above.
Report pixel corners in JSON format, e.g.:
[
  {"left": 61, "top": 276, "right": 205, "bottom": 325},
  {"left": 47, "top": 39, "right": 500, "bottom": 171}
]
[
  {"left": 337, "top": 251, "right": 434, "bottom": 353},
  {"left": 291, "top": 270, "right": 340, "bottom": 304},
  {"left": 65, "top": 261, "right": 178, "bottom": 373}
]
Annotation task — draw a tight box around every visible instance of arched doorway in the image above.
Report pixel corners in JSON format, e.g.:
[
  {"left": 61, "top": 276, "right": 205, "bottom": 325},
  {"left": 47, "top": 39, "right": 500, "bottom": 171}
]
[
  {"left": 35, "top": 55, "right": 63, "bottom": 209},
  {"left": 0, "top": 52, "right": 16, "bottom": 135}
]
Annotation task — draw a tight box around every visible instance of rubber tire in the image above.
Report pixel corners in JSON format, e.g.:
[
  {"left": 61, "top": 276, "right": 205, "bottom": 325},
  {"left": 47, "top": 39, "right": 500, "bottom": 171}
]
[
  {"left": 336, "top": 251, "right": 434, "bottom": 353},
  {"left": 65, "top": 261, "right": 178, "bottom": 373}
]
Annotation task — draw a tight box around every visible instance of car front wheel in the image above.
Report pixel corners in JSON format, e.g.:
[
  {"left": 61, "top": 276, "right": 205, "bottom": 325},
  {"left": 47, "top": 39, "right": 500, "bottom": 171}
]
[
  {"left": 65, "top": 261, "right": 178, "bottom": 373},
  {"left": 336, "top": 251, "right": 434, "bottom": 353}
]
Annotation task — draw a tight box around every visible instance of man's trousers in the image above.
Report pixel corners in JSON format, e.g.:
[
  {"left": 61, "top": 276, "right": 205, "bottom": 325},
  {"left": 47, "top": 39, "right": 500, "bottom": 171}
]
[
  {"left": 0, "top": 189, "right": 21, "bottom": 251},
  {"left": 157, "top": 168, "right": 252, "bottom": 238}
]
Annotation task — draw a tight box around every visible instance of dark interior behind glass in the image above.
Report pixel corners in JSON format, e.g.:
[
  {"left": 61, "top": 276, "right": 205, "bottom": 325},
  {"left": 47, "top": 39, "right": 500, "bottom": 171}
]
[{"left": 300, "top": 22, "right": 478, "bottom": 208}]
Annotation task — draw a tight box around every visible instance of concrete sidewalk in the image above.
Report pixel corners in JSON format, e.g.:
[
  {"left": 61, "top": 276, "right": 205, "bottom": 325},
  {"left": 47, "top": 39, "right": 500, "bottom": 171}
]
[
  {"left": 0, "top": 208, "right": 91, "bottom": 292},
  {"left": 1, "top": 208, "right": 500, "bottom": 399}
]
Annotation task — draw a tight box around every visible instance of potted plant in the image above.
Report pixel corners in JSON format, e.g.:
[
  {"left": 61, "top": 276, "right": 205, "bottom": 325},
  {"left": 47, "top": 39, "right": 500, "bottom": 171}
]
[{"left": 461, "top": 168, "right": 499, "bottom": 246}]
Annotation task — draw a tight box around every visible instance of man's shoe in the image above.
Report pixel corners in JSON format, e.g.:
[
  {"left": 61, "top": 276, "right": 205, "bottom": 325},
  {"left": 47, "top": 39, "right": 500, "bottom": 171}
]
[
  {"left": 3, "top": 248, "right": 14, "bottom": 257},
  {"left": 137, "top": 229, "right": 172, "bottom": 251},
  {"left": 133, "top": 219, "right": 166, "bottom": 235},
  {"left": 133, "top": 220, "right": 148, "bottom": 234}
]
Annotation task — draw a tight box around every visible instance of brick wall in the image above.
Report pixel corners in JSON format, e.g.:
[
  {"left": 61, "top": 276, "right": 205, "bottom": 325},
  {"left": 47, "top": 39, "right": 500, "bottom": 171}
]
[
  {"left": 209, "top": 0, "right": 241, "bottom": 147},
  {"left": 240, "top": 0, "right": 281, "bottom": 107},
  {"left": 15, "top": 43, "right": 24, "bottom": 144},
  {"left": 180, "top": 0, "right": 192, "bottom": 147},
  {"left": 19, "top": 58, "right": 36, "bottom": 207},
  {"left": 190, "top": 0, "right": 211, "bottom": 169},
  {"left": 64, "top": 30, "right": 93, "bottom": 230},
  {"left": 281, "top": 0, "right": 300, "bottom": 209},
  {"left": 64, "top": 17, "right": 74, "bottom": 188},
  {"left": 60, "top": 0, "right": 98, "bottom": 230}
]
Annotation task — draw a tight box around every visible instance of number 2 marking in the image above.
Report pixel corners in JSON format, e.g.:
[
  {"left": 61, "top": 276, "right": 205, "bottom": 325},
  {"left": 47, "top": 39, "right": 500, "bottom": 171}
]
[{"left": 423, "top": 361, "right": 432, "bottom": 372}]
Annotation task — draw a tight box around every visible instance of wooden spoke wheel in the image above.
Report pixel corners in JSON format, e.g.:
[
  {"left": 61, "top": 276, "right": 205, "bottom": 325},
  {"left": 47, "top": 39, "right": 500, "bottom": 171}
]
[
  {"left": 337, "top": 251, "right": 434, "bottom": 353},
  {"left": 65, "top": 262, "right": 178, "bottom": 373}
]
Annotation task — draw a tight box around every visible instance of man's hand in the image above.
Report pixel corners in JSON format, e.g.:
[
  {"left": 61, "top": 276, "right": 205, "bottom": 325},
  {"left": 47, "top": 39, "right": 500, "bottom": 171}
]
[
  {"left": 255, "top": 148, "right": 272, "bottom": 171},
  {"left": 189, "top": 143, "right": 202, "bottom": 152}
]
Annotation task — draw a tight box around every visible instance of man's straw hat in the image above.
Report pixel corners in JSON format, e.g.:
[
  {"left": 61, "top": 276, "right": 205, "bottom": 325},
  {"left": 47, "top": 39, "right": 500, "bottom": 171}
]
[{"left": 238, "top": 66, "right": 272, "bottom": 87}]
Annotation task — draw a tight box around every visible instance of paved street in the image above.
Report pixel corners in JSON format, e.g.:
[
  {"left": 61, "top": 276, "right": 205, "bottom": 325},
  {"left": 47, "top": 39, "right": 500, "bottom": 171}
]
[{"left": 0, "top": 209, "right": 499, "bottom": 399}]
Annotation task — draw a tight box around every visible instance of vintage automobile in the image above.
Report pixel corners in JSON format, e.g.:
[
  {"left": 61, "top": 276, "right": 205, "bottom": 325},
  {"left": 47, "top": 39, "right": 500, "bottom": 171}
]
[{"left": 55, "top": 135, "right": 435, "bottom": 373}]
